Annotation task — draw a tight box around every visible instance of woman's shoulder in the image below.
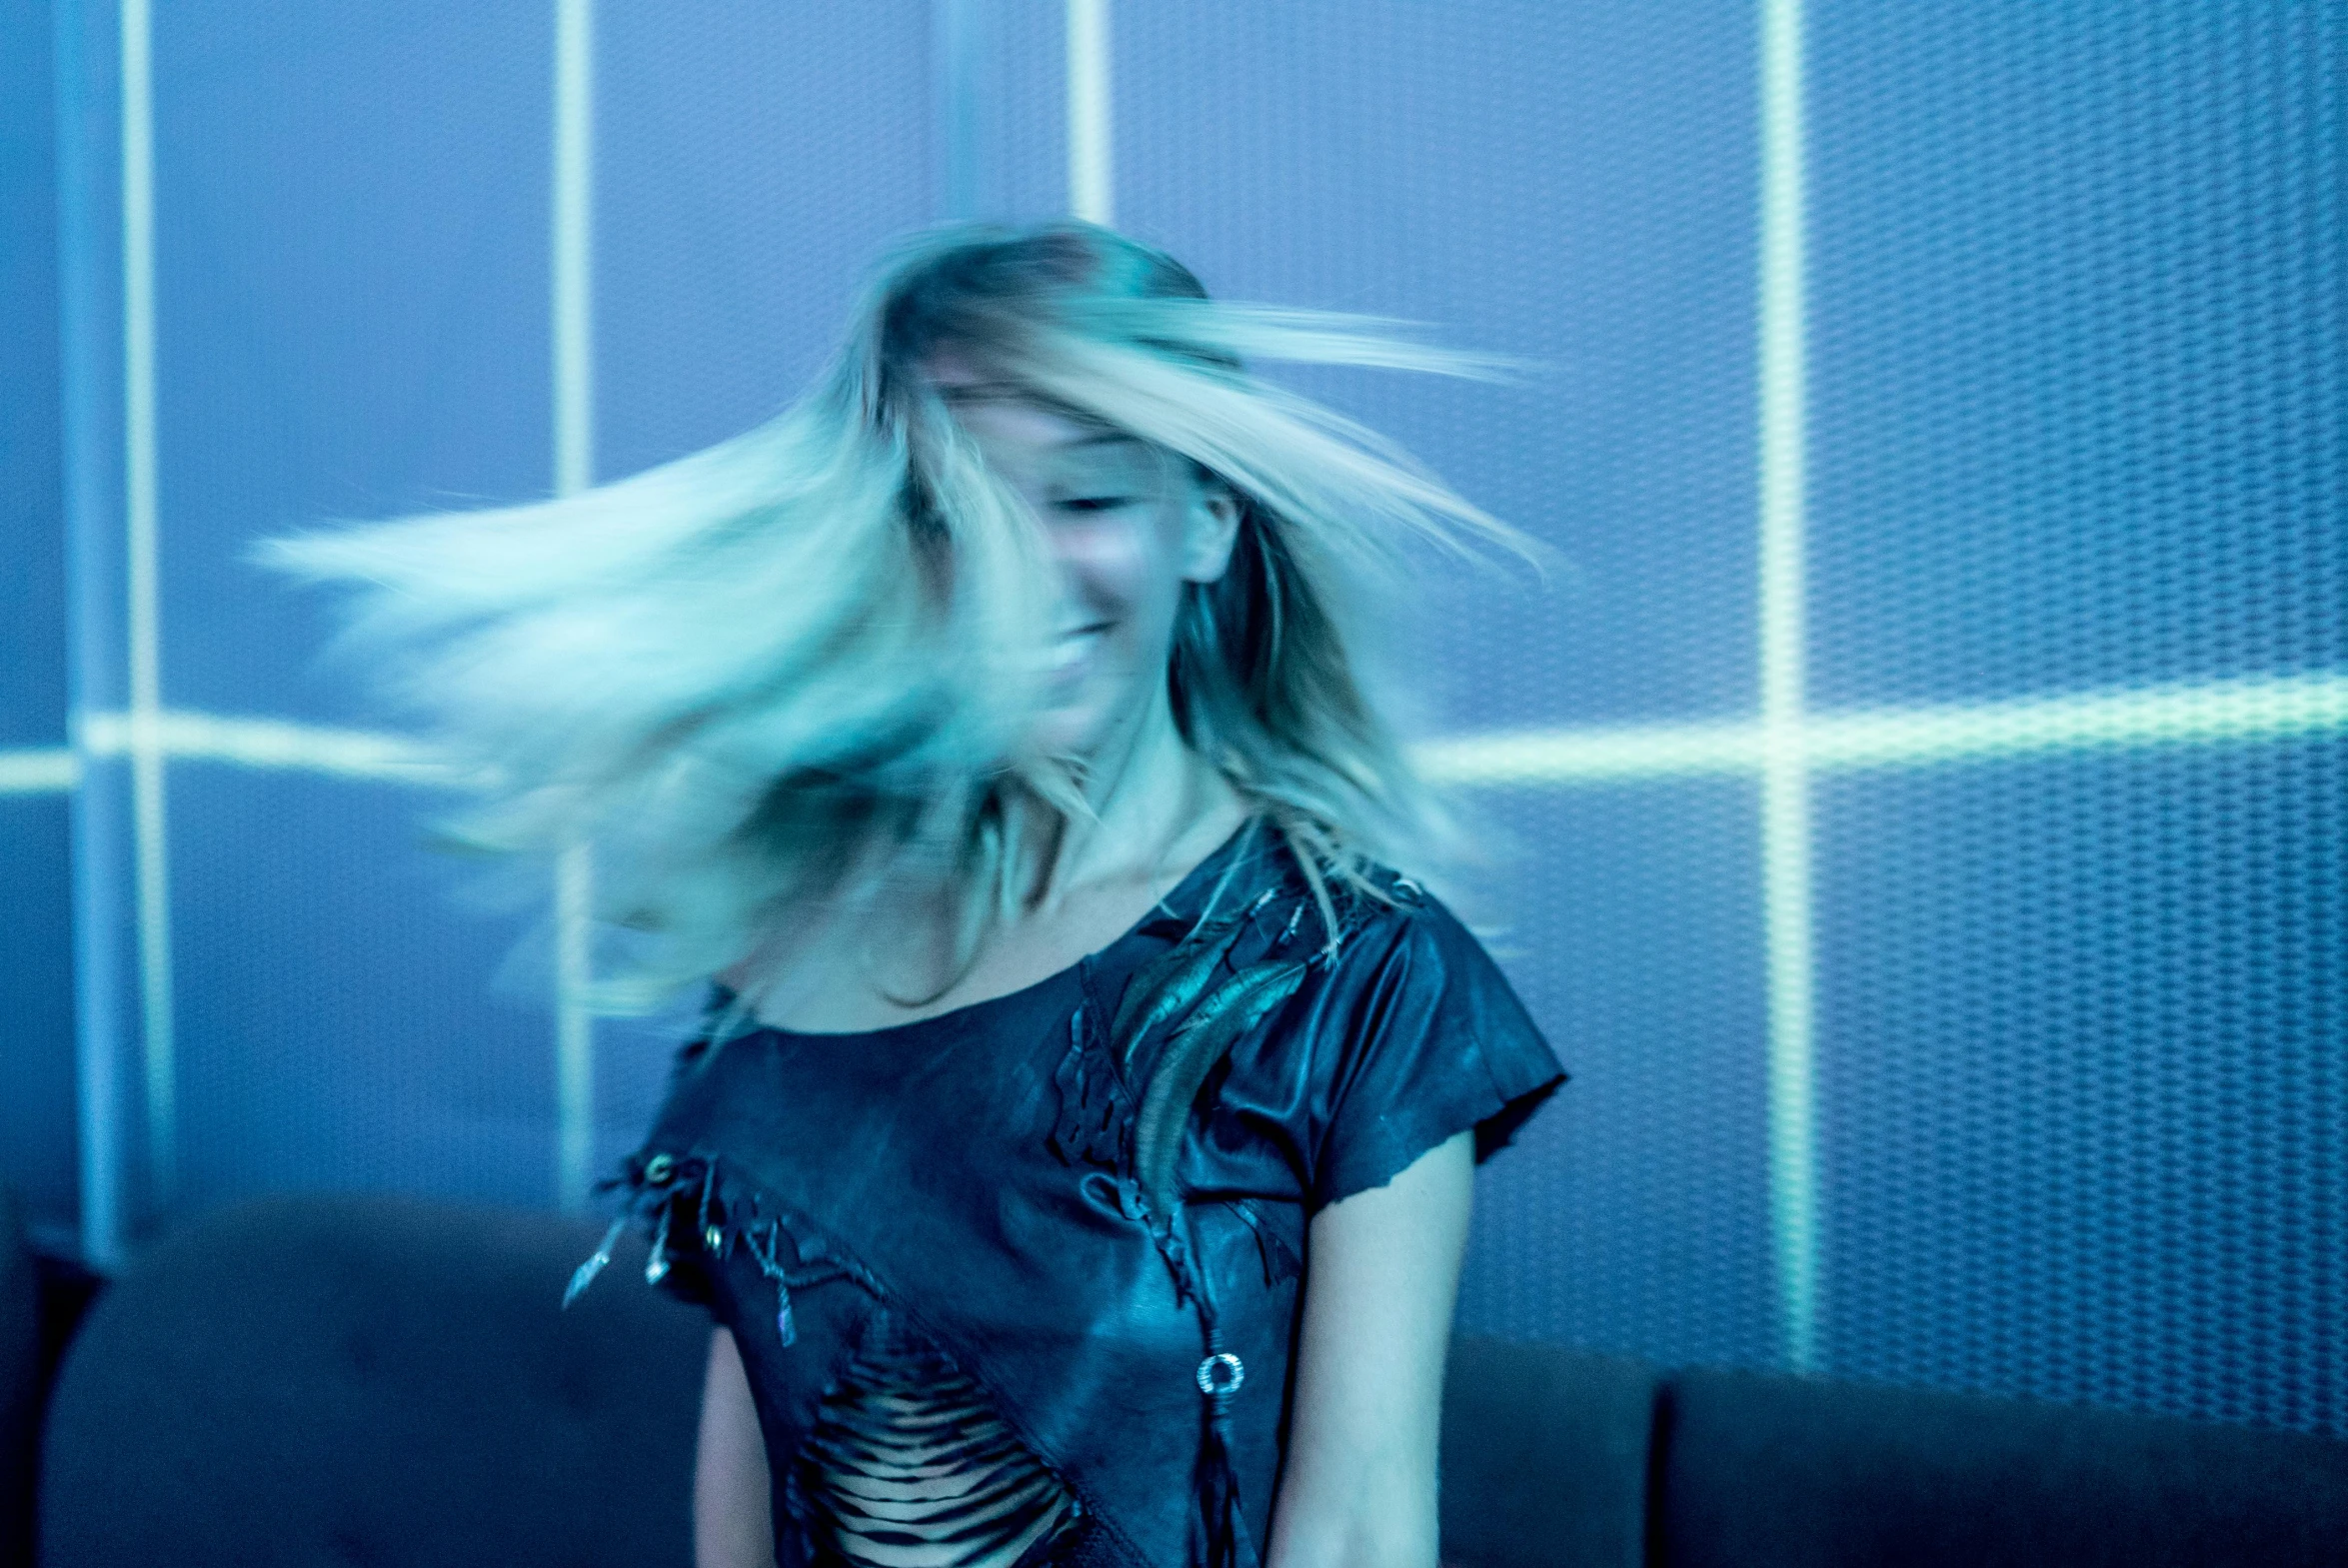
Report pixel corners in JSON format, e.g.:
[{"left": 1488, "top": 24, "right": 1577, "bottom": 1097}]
[
  {"left": 1162, "top": 829, "right": 1542, "bottom": 1080},
  {"left": 1228, "top": 833, "right": 1477, "bottom": 973},
  {"left": 1271, "top": 857, "right": 1564, "bottom": 1202},
  {"left": 1285, "top": 859, "right": 1530, "bottom": 1036}
]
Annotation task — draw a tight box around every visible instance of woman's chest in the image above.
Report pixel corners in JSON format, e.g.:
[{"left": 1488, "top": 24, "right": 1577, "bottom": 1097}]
[
  {"left": 713, "top": 987, "right": 1077, "bottom": 1212},
  {"left": 668, "top": 971, "right": 1314, "bottom": 1350},
  {"left": 726, "top": 872, "right": 1210, "bottom": 1035},
  {"left": 646, "top": 974, "right": 1320, "bottom": 1567}
]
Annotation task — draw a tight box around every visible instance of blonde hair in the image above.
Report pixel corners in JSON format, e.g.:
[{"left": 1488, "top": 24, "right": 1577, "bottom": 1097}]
[{"left": 261, "top": 222, "right": 1527, "bottom": 1011}]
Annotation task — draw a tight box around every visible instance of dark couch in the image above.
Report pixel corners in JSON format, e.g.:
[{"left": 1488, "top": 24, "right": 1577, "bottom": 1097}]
[{"left": 6, "top": 1192, "right": 2345, "bottom": 1567}]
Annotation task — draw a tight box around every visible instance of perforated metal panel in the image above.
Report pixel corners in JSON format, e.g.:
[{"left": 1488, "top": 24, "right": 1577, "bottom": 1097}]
[
  {"left": 1100, "top": 0, "right": 1777, "bottom": 1373},
  {"left": 0, "top": 0, "right": 77, "bottom": 1242},
  {"left": 1099, "top": 0, "right": 2348, "bottom": 1435},
  {"left": 1815, "top": 745, "right": 2347, "bottom": 1435},
  {"left": 1799, "top": 5, "right": 2348, "bottom": 1434}
]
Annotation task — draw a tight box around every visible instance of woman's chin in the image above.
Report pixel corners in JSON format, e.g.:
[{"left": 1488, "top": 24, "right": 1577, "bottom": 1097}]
[
  {"left": 1029, "top": 682, "right": 1141, "bottom": 764},
  {"left": 1031, "top": 708, "right": 1110, "bottom": 762},
  {"left": 1029, "top": 652, "right": 1178, "bottom": 765}
]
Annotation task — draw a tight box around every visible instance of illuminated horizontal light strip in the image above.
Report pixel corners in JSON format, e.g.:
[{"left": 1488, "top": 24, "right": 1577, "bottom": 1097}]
[
  {"left": 0, "top": 749, "right": 80, "bottom": 794},
  {"left": 1, "top": 670, "right": 2338, "bottom": 798},
  {"left": 1807, "top": 672, "right": 2348, "bottom": 769},
  {"left": 72, "top": 709, "right": 460, "bottom": 784},
  {"left": 1, "top": 715, "right": 476, "bottom": 792},
  {"left": 1418, "top": 716, "right": 1764, "bottom": 785},
  {"left": 1416, "top": 671, "right": 2348, "bottom": 787}
]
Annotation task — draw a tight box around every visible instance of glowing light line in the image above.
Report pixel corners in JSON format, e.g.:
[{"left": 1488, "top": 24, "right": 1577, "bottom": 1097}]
[
  {"left": 1808, "top": 674, "right": 2348, "bottom": 770},
  {"left": 9, "top": 673, "right": 2344, "bottom": 795},
  {"left": 551, "top": 0, "right": 598, "bottom": 1214},
  {"left": 119, "top": 0, "right": 178, "bottom": 1216},
  {"left": 554, "top": 839, "right": 595, "bottom": 1211},
  {"left": 1416, "top": 718, "right": 1764, "bottom": 786},
  {"left": 1413, "top": 676, "right": 2348, "bottom": 787},
  {"left": 1066, "top": 0, "right": 1113, "bottom": 224},
  {"left": 937, "top": 0, "right": 983, "bottom": 219},
  {"left": 552, "top": 0, "right": 594, "bottom": 504},
  {"left": 1756, "top": 0, "right": 1816, "bottom": 1373},
  {"left": 0, "top": 749, "right": 80, "bottom": 794},
  {"left": 76, "top": 709, "right": 451, "bottom": 781}
]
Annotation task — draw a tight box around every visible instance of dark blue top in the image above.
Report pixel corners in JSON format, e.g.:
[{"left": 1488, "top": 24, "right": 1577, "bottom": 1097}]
[{"left": 608, "top": 820, "right": 1564, "bottom": 1568}]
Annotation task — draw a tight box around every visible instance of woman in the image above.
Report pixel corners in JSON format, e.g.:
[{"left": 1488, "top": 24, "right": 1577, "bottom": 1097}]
[{"left": 269, "top": 223, "right": 1562, "bottom": 1568}]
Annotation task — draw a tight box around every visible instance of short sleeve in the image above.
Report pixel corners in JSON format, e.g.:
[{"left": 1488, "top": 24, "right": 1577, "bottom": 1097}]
[{"left": 1307, "top": 897, "right": 1566, "bottom": 1210}]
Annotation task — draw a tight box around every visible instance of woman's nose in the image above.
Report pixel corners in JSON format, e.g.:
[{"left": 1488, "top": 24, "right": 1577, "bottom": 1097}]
[{"left": 1041, "top": 513, "right": 1108, "bottom": 584}]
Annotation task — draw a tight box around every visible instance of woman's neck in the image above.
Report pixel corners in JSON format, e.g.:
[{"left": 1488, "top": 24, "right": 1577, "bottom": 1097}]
[
  {"left": 723, "top": 688, "right": 1249, "bottom": 1031},
  {"left": 1018, "top": 683, "right": 1246, "bottom": 915}
]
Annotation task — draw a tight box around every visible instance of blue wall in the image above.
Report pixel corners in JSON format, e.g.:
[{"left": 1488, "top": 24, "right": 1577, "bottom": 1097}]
[
  {"left": 0, "top": 0, "right": 77, "bottom": 1245},
  {"left": 6, "top": 0, "right": 2343, "bottom": 1439}
]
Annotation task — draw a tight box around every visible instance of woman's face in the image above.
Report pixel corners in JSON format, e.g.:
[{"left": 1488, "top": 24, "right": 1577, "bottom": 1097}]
[{"left": 928, "top": 355, "right": 1240, "bottom": 759}]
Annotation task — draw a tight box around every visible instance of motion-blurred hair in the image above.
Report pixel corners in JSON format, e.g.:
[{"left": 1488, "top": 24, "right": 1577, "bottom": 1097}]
[{"left": 260, "top": 221, "right": 1526, "bottom": 1011}]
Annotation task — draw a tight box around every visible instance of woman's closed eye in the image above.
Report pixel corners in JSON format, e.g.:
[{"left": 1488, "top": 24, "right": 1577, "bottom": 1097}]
[{"left": 1055, "top": 495, "right": 1139, "bottom": 514}]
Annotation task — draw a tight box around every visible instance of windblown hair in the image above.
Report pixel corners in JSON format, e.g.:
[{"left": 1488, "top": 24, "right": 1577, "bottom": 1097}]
[{"left": 261, "top": 222, "right": 1524, "bottom": 1011}]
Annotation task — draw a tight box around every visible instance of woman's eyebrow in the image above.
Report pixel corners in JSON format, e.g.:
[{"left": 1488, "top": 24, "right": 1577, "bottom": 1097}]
[
  {"left": 938, "top": 380, "right": 1028, "bottom": 404},
  {"left": 1059, "top": 431, "right": 1147, "bottom": 453}
]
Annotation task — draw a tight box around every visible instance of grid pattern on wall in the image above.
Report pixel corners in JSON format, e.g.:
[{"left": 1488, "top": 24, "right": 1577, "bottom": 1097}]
[{"left": 7, "top": 0, "right": 2342, "bottom": 1438}]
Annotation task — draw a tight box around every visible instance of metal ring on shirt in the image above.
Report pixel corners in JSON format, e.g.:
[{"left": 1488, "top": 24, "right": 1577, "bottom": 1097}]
[{"left": 1196, "top": 1352, "right": 1245, "bottom": 1396}]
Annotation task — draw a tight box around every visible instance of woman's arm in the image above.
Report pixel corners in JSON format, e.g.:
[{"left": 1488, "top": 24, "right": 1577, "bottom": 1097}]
[
  {"left": 696, "top": 1327, "right": 778, "bottom": 1568},
  {"left": 1264, "top": 1130, "right": 1475, "bottom": 1568}
]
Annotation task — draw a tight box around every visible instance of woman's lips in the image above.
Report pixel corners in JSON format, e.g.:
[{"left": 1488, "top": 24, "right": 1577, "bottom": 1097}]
[{"left": 1049, "top": 623, "right": 1110, "bottom": 675}]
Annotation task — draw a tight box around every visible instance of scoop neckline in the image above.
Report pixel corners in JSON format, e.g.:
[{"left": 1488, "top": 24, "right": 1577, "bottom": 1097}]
[{"left": 731, "top": 815, "right": 1268, "bottom": 1044}]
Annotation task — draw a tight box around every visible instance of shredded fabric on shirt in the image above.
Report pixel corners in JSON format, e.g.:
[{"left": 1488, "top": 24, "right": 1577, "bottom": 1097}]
[{"left": 802, "top": 1313, "right": 1081, "bottom": 1568}]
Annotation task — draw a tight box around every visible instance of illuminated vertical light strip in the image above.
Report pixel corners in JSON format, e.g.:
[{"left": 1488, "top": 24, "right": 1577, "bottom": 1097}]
[
  {"left": 937, "top": 0, "right": 982, "bottom": 219},
  {"left": 554, "top": 844, "right": 594, "bottom": 1213},
  {"left": 119, "top": 0, "right": 178, "bottom": 1215},
  {"left": 551, "top": 0, "right": 597, "bottom": 1214},
  {"left": 553, "top": 0, "right": 594, "bottom": 503},
  {"left": 1757, "top": 0, "right": 1818, "bottom": 1372},
  {"left": 1066, "top": 0, "right": 1113, "bottom": 223}
]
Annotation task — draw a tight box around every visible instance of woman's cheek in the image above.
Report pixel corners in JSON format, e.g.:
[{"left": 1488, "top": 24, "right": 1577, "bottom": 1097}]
[{"left": 1076, "top": 521, "right": 1160, "bottom": 613}]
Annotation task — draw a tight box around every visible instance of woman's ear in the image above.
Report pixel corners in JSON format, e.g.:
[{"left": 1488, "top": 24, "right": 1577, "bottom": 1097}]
[{"left": 1181, "top": 479, "right": 1242, "bottom": 585}]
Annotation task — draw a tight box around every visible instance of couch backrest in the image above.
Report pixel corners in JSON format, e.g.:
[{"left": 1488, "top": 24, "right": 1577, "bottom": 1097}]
[
  {"left": 38, "top": 1194, "right": 705, "bottom": 1568},
  {"left": 1652, "top": 1364, "right": 2348, "bottom": 1568},
  {"left": 30, "top": 1195, "right": 2348, "bottom": 1568}
]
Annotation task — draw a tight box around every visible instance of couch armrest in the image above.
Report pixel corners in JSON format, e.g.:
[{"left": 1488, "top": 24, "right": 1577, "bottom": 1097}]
[{"left": 1, "top": 1188, "right": 41, "bottom": 1568}]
